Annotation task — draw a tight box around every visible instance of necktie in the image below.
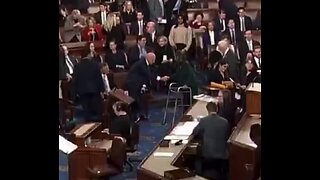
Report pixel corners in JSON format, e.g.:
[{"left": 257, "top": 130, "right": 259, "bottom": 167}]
[
  {"left": 241, "top": 17, "right": 246, "bottom": 32},
  {"left": 139, "top": 21, "right": 143, "bottom": 35},
  {"left": 231, "top": 29, "right": 236, "bottom": 44},
  {"left": 258, "top": 58, "right": 261, "bottom": 67},
  {"left": 66, "top": 56, "right": 74, "bottom": 74}
]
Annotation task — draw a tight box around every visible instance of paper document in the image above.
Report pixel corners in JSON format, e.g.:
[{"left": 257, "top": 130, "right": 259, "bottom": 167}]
[
  {"left": 153, "top": 152, "right": 174, "bottom": 157},
  {"left": 171, "top": 121, "right": 199, "bottom": 136},
  {"left": 164, "top": 135, "right": 189, "bottom": 140},
  {"left": 158, "top": 19, "right": 167, "bottom": 24},
  {"left": 74, "top": 123, "right": 95, "bottom": 136},
  {"left": 246, "top": 83, "right": 261, "bottom": 92},
  {"left": 193, "top": 94, "right": 217, "bottom": 103},
  {"left": 170, "top": 139, "right": 189, "bottom": 144},
  {"left": 59, "top": 135, "right": 78, "bottom": 154}
]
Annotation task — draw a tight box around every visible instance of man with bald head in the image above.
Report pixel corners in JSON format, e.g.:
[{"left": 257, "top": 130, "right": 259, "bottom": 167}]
[
  {"left": 126, "top": 52, "right": 168, "bottom": 120},
  {"left": 218, "top": 40, "right": 240, "bottom": 82},
  {"left": 145, "top": 21, "right": 160, "bottom": 48}
]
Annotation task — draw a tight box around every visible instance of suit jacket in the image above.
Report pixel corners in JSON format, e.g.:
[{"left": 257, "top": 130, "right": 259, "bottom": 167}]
[
  {"left": 133, "top": 0, "right": 150, "bottom": 21},
  {"left": 94, "top": 11, "right": 109, "bottom": 25},
  {"left": 235, "top": 16, "right": 253, "bottom": 32},
  {"left": 121, "top": 10, "right": 137, "bottom": 23},
  {"left": 218, "top": 0, "right": 238, "bottom": 20},
  {"left": 127, "top": 45, "right": 152, "bottom": 67},
  {"left": 240, "top": 71, "right": 259, "bottom": 86},
  {"left": 207, "top": 69, "right": 229, "bottom": 84},
  {"left": 63, "top": 55, "right": 78, "bottom": 75},
  {"left": 223, "top": 28, "right": 244, "bottom": 45},
  {"left": 223, "top": 49, "right": 240, "bottom": 82},
  {"left": 126, "top": 58, "right": 155, "bottom": 99},
  {"left": 64, "top": 15, "right": 86, "bottom": 42},
  {"left": 193, "top": 114, "right": 229, "bottom": 159},
  {"left": 109, "top": 114, "right": 131, "bottom": 146},
  {"left": 106, "top": 73, "right": 116, "bottom": 89},
  {"left": 202, "top": 30, "right": 220, "bottom": 48},
  {"left": 148, "top": 0, "right": 164, "bottom": 21},
  {"left": 73, "top": 59, "right": 105, "bottom": 96},
  {"left": 238, "top": 39, "right": 260, "bottom": 63},
  {"left": 145, "top": 31, "right": 160, "bottom": 49},
  {"left": 131, "top": 20, "right": 146, "bottom": 36},
  {"left": 59, "top": 53, "right": 67, "bottom": 80},
  {"left": 214, "top": 18, "right": 228, "bottom": 33}
]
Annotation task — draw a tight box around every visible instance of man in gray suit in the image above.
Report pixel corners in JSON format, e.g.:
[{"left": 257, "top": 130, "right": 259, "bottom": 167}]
[
  {"left": 193, "top": 102, "right": 229, "bottom": 179},
  {"left": 148, "top": 0, "right": 164, "bottom": 22},
  {"left": 64, "top": 9, "right": 86, "bottom": 42}
]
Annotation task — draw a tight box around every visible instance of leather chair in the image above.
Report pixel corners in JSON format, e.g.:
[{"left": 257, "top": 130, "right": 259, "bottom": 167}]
[
  {"left": 87, "top": 136, "right": 127, "bottom": 179},
  {"left": 112, "top": 71, "right": 128, "bottom": 90},
  {"left": 125, "top": 121, "right": 140, "bottom": 171}
]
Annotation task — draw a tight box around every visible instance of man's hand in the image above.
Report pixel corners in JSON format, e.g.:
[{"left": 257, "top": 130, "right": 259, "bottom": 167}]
[
  {"left": 160, "top": 76, "right": 170, "bottom": 81},
  {"left": 66, "top": 73, "right": 72, "bottom": 81}
]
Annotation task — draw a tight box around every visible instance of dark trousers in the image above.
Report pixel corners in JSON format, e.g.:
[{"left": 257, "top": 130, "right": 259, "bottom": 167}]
[
  {"left": 195, "top": 157, "right": 229, "bottom": 180},
  {"left": 79, "top": 93, "right": 103, "bottom": 122}
]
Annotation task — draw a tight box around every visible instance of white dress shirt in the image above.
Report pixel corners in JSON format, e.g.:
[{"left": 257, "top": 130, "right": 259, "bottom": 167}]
[
  {"left": 101, "top": 11, "right": 107, "bottom": 24},
  {"left": 102, "top": 74, "right": 111, "bottom": 93},
  {"left": 246, "top": 39, "right": 253, "bottom": 51},
  {"left": 151, "top": 31, "right": 155, "bottom": 42},
  {"left": 138, "top": 20, "right": 144, "bottom": 35},
  {"left": 209, "top": 30, "right": 215, "bottom": 45},
  {"left": 240, "top": 17, "right": 245, "bottom": 32},
  {"left": 65, "top": 56, "right": 74, "bottom": 74},
  {"left": 254, "top": 57, "right": 261, "bottom": 68},
  {"left": 220, "top": 19, "right": 226, "bottom": 31}
]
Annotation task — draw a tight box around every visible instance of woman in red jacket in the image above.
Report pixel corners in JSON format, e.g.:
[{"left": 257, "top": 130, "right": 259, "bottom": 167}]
[{"left": 82, "top": 17, "right": 104, "bottom": 41}]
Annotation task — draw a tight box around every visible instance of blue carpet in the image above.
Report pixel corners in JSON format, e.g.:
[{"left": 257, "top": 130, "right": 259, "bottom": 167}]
[{"left": 59, "top": 93, "right": 183, "bottom": 180}]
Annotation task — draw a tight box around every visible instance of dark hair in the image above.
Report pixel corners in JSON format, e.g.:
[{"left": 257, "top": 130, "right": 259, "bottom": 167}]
[
  {"left": 136, "top": 11, "right": 144, "bottom": 15},
  {"left": 137, "top": 35, "right": 146, "bottom": 42},
  {"left": 99, "top": 2, "right": 106, "bottom": 6},
  {"left": 218, "top": 9, "right": 225, "bottom": 14},
  {"left": 209, "top": 50, "right": 222, "bottom": 67},
  {"left": 238, "top": 7, "right": 245, "bottom": 12},
  {"left": 101, "top": 62, "right": 108, "bottom": 68},
  {"left": 214, "top": 59, "right": 228, "bottom": 71},
  {"left": 174, "top": 14, "right": 188, "bottom": 28},
  {"left": 193, "top": 12, "right": 204, "bottom": 20},
  {"left": 228, "top": 19, "right": 235, "bottom": 23},
  {"left": 206, "top": 102, "right": 218, "bottom": 112},
  {"left": 113, "top": 101, "right": 129, "bottom": 113},
  {"left": 82, "top": 42, "right": 96, "bottom": 58},
  {"left": 254, "top": 45, "right": 261, "bottom": 51},
  {"left": 218, "top": 89, "right": 233, "bottom": 116}
]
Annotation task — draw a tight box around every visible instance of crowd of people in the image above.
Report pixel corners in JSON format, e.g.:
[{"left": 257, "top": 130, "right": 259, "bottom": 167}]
[{"left": 59, "top": 0, "right": 261, "bottom": 179}]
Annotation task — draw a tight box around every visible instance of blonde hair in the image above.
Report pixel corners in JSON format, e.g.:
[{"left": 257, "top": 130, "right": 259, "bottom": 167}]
[
  {"left": 123, "top": 0, "right": 134, "bottom": 12},
  {"left": 103, "top": 13, "right": 117, "bottom": 32},
  {"left": 157, "top": 36, "right": 168, "bottom": 44}
]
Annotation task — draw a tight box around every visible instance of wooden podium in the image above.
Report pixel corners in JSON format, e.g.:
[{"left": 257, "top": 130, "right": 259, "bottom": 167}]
[
  {"left": 68, "top": 123, "right": 114, "bottom": 180},
  {"left": 228, "top": 114, "right": 261, "bottom": 180},
  {"left": 246, "top": 83, "right": 261, "bottom": 115}
]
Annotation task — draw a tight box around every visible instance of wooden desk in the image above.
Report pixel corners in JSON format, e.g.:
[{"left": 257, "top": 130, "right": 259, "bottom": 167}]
[
  {"left": 228, "top": 113, "right": 261, "bottom": 180},
  {"left": 137, "top": 101, "right": 209, "bottom": 180},
  {"left": 68, "top": 123, "right": 114, "bottom": 180}
]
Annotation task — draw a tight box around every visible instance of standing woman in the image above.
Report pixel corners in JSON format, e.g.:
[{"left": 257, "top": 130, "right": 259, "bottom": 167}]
[
  {"left": 168, "top": 14, "right": 193, "bottom": 56},
  {"left": 102, "top": 13, "right": 126, "bottom": 50},
  {"left": 81, "top": 17, "right": 104, "bottom": 42},
  {"left": 217, "top": 89, "right": 237, "bottom": 132}
]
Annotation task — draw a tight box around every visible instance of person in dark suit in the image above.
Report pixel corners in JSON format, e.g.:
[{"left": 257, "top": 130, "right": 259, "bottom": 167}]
[
  {"left": 59, "top": 46, "right": 67, "bottom": 81},
  {"left": 217, "top": 0, "right": 238, "bottom": 20},
  {"left": 131, "top": 11, "right": 147, "bottom": 36},
  {"left": 252, "top": 45, "right": 261, "bottom": 70},
  {"left": 133, "top": 0, "right": 150, "bottom": 21},
  {"left": 154, "top": 36, "right": 175, "bottom": 76},
  {"left": 223, "top": 19, "right": 244, "bottom": 45},
  {"left": 217, "top": 89, "right": 237, "bottom": 130},
  {"left": 102, "top": 15, "right": 127, "bottom": 50},
  {"left": 101, "top": 63, "right": 116, "bottom": 96},
  {"left": 207, "top": 59, "right": 230, "bottom": 84},
  {"left": 203, "top": 21, "right": 221, "bottom": 56},
  {"left": 238, "top": 30, "right": 261, "bottom": 65},
  {"left": 105, "top": 40, "right": 129, "bottom": 72},
  {"left": 94, "top": 3, "right": 110, "bottom": 25},
  {"left": 61, "top": 45, "right": 78, "bottom": 100},
  {"left": 127, "top": 35, "right": 152, "bottom": 67},
  {"left": 235, "top": 7, "right": 253, "bottom": 32},
  {"left": 110, "top": 101, "right": 132, "bottom": 146},
  {"left": 126, "top": 53, "right": 168, "bottom": 120},
  {"left": 59, "top": 5, "right": 68, "bottom": 27},
  {"left": 214, "top": 9, "right": 228, "bottom": 34},
  {"left": 193, "top": 102, "right": 229, "bottom": 180},
  {"left": 73, "top": 57, "right": 105, "bottom": 122},
  {"left": 249, "top": 124, "right": 261, "bottom": 180},
  {"left": 121, "top": 0, "right": 137, "bottom": 23},
  {"left": 218, "top": 40, "right": 240, "bottom": 83},
  {"left": 145, "top": 21, "right": 160, "bottom": 49},
  {"left": 254, "top": 10, "right": 261, "bottom": 30}
]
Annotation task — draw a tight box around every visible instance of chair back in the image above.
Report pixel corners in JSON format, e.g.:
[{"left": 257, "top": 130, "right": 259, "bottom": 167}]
[
  {"left": 112, "top": 71, "right": 128, "bottom": 89},
  {"left": 109, "top": 136, "right": 127, "bottom": 170}
]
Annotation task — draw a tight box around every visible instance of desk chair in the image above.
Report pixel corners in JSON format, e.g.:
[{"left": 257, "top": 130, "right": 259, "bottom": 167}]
[
  {"left": 87, "top": 136, "right": 127, "bottom": 180},
  {"left": 125, "top": 120, "right": 140, "bottom": 171},
  {"left": 163, "top": 83, "right": 192, "bottom": 127},
  {"left": 59, "top": 98, "right": 77, "bottom": 133}
]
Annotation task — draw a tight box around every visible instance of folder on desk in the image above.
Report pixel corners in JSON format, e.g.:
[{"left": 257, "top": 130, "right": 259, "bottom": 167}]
[{"left": 59, "top": 135, "right": 78, "bottom": 154}]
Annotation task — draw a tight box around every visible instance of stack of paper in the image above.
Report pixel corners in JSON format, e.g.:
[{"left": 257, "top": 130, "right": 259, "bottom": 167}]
[
  {"left": 153, "top": 152, "right": 174, "bottom": 157},
  {"left": 74, "top": 123, "right": 95, "bottom": 136},
  {"left": 59, "top": 135, "right": 78, "bottom": 154},
  {"left": 171, "top": 121, "right": 199, "bottom": 136},
  {"left": 193, "top": 94, "right": 217, "bottom": 103}
]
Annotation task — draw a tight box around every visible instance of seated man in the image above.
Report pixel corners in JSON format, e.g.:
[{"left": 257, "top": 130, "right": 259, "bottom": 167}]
[{"left": 192, "top": 102, "right": 229, "bottom": 180}]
